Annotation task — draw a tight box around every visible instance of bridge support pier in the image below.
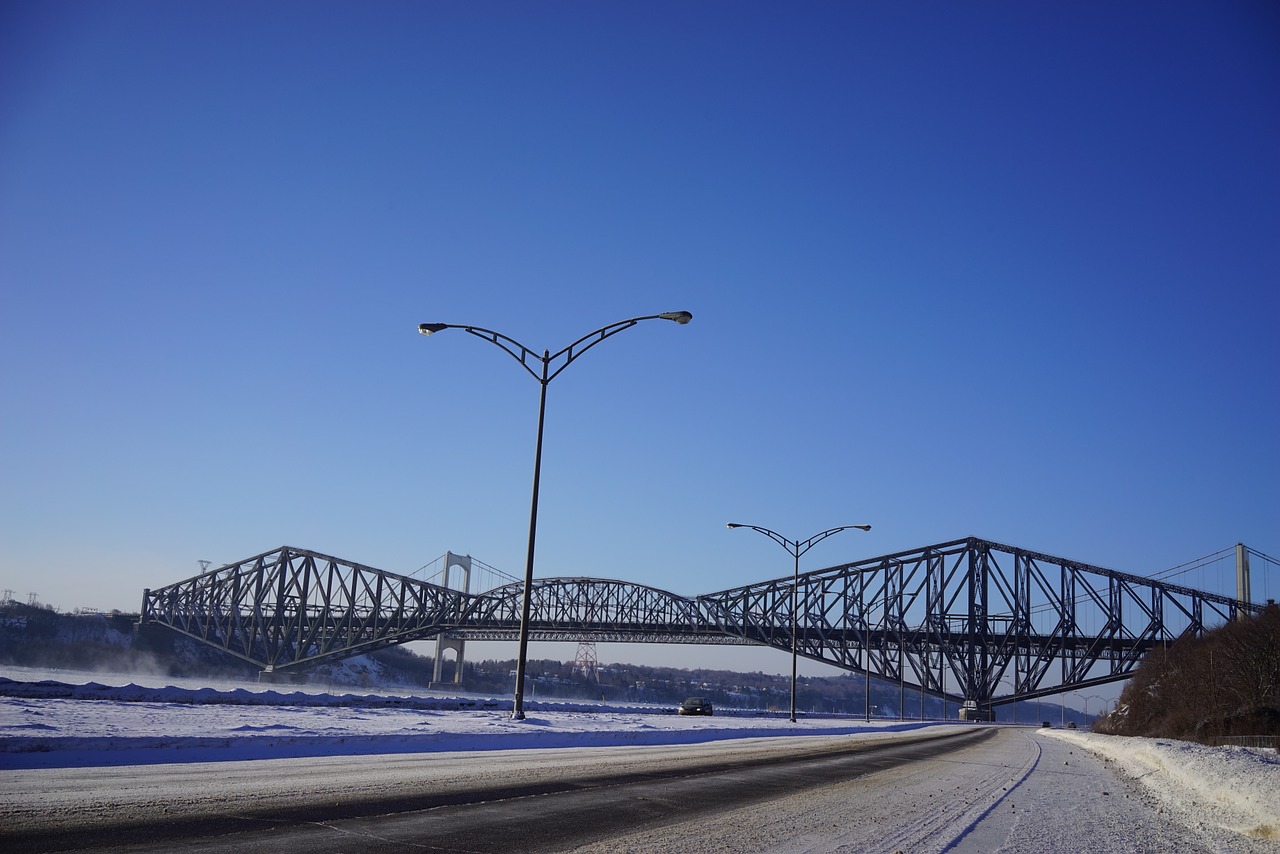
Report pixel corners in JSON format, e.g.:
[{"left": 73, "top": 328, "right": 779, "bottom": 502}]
[
  {"left": 959, "top": 699, "right": 994, "bottom": 722},
  {"left": 431, "top": 637, "right": 466, "bottom": 689},
  {"left": 257, "top": 666, "right": 290, "bottom": 684}
]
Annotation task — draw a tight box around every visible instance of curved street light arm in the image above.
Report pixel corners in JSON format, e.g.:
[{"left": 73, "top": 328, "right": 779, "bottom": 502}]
[
  {"left": 727, "top": 522, "right": 871, "bottom": 560},
  {"left": 419, "top": 324, "right": 545, "bottom": 383},
  {"left": 726, "top": 523, "right": 799, "bottom": 557},
  {"left": 420, "top": 311, "right": 692, "bottom": 385},
  {"left": 795, "top": 524, "right": 873, "bottom": 559},
  {"left": 545, "top": 312, "right": 692, "bottom": 383}
]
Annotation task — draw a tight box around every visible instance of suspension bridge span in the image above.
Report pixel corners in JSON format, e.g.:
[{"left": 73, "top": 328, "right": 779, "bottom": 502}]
[{"left": 139, "top": 537, "right": 1266, "bottom": 714}]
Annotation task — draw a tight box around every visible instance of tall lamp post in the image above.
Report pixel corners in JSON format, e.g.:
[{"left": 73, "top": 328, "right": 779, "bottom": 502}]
[
  {"left": 726, "top": 522, "right": 870, "bottom": 722},
  {"left": 419, "top": 312, "right": 692, "bottom": 720}
]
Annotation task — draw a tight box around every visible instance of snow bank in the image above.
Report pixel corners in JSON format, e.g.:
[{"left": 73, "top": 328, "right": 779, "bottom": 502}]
[{"left": 1045, "top": 728, "right": 1280, "bottom": 842}]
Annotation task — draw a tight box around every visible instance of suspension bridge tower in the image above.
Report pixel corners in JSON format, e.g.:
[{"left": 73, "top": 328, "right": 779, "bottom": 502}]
[{"left": 432, "top": 552, "right": 471, "bottom": 688}]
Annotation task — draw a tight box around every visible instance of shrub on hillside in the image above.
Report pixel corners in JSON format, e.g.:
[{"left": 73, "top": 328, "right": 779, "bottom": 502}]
[{"left": 1095, "top": 603, "right": 1279, "bottom": 741}]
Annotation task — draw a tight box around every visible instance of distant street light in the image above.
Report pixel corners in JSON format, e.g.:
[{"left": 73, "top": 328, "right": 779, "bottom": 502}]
[
  {"left": 419, "top": 312, "right": 693, "bottom": 720},
  {"left": 1072, "top": 692, "right": 1104, "bottom": 720},
  {"left": 726, "top": 522, "right": 871, "bottom": 723}
]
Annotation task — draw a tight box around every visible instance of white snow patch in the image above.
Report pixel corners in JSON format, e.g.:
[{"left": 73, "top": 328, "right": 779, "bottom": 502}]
[{"left": 1044, "top": 728, "right": 1280, "bottom": 842}]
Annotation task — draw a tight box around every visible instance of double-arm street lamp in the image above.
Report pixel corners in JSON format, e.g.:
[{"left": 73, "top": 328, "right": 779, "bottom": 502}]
[
  {"left": 726, "top": 522, "right": 870, "bottom": 722},
  {"left": 419, "top": 312, "right": 693, "bottom": 720}
]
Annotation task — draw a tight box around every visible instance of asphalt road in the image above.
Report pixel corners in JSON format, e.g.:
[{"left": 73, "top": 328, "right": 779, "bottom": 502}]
[{"left": 3, "top": 728, "right": 992, "bottom": 853}]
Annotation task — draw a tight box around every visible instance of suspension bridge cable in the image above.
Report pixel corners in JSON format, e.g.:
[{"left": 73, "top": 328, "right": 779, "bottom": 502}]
[
  {"left": 407, "top": 554, "right": 445, "bottom": 580},
  {"left": 1246, "top": 546, "right": 1278, "bottom": 565},
  {"left": 1147, "top": 546, "right": 1237, "bottom": 581},
  {"left": 1020, "top": 545, "right": 1249, "bottom": 622}
]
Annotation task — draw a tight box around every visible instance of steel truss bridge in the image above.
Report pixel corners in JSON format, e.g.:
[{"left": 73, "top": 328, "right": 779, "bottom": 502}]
[{"left": 140, "top": 537, "right": 1263, "bottom": 712}]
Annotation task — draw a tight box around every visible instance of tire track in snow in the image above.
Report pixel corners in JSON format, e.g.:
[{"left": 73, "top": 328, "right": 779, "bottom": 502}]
[{"left": 876, "top": 730, "right": 1041, "bottom": 854}]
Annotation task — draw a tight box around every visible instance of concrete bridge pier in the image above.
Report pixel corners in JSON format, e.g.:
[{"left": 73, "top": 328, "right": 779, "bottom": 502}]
[
  {"left": 431, "top": 637, "right": 466, "bottom": 689},
  {"left": 257, "top": 666, "right": 286, "bottom": 684},
  {"left": 959, "top": 699, "right": 994, "bottom": 722}
]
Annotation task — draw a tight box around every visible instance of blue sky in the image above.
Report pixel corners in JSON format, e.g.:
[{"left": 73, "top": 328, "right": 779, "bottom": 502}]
[{"left": 2, "top": 1, "right": 1277, "bottom": 675}]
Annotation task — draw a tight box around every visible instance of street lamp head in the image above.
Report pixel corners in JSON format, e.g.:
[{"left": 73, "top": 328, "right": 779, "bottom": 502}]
[
  {"left": 726, "top": 522, "right": 744, "bottom": 529},
  {"left": 852, "top": 525, "right": 872, "bottom": 531},
  {"left": 658, "top": 311, "right": 694, "bottom": 325},
  {"left": 418, "top": 323, "right": 449, "bottom": 336}
]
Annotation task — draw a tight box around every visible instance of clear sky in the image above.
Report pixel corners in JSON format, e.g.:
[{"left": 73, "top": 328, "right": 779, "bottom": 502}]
[{"left": 2, "top": 1, "right": 1277, "bottom": 676}]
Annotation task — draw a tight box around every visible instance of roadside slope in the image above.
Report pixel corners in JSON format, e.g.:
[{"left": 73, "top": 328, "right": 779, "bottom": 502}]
[{"left": 1046, "top": 729, "right": 1280, "bottom": 843}]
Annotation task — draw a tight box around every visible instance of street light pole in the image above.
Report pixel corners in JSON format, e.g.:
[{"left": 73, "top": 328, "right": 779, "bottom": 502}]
[
  {"left": 420, "top": 311, "right": 693, "bottom": 720},
  {"left": 726, "top": 522, "right": 870, "bottom": 723},
  {"left": 1071, "top": 692, "right": 1103, "bottom": 721}
]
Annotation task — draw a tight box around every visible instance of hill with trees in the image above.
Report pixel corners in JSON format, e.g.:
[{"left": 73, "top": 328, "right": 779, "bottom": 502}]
[{"left": 1094, "top": 604, "right": 1279, "bottom": 742}]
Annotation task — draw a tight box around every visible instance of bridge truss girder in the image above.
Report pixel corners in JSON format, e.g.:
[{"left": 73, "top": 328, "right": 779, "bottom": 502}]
[
  {"left": 141, "top": 538, "right": 1259, "bottom": 707},
  {"left": 699, "top": 538, "right": 1255, "bottom": 707},
  {"left": 141, "top": 546, "right": 467, "bottom": 671}
]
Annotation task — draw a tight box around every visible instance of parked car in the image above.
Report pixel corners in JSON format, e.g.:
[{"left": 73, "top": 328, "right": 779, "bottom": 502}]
[{"left": 679, "top": 697, "right": 713, "bottom": 716}]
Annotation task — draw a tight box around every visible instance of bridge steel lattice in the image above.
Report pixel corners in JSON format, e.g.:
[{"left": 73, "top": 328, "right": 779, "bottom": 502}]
[
  {"left": 140, "top": 547, "right": 471, "bottom": 675},
  {"left": 700, "top": 537, "right": 1259, "bottom": 709},
  {"left": 140, "top": 538, "right": 1261, "bottom": 709}
]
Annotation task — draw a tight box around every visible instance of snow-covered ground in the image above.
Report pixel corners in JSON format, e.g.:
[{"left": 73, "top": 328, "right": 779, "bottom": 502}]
[
  {"left": 1044, "top": 728, "right": 1280, "bottom": 845},
  {"left": 2, "top": 666, "right": 1277, "bottom": 849},
  {"left": 0, "top": 667, "right": 934, "bottom": 768}
]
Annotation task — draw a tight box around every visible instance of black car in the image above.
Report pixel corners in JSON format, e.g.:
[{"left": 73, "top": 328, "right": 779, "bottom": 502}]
[{"left": 679, "top": 697, "right": 713, "bottom": 716}]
